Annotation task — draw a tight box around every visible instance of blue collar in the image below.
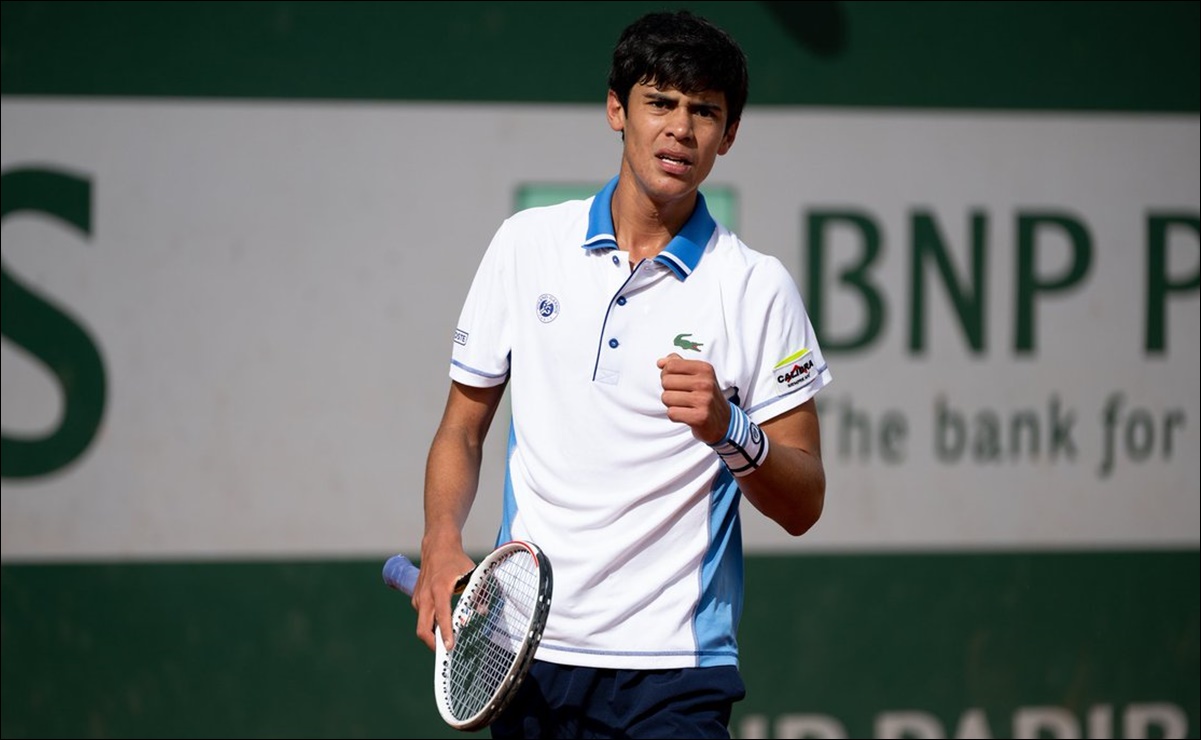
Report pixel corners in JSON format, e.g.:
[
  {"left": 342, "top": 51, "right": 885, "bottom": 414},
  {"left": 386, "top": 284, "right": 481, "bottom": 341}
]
[{"left": 581, "top": 175, "right": 716, "bottom": 280}]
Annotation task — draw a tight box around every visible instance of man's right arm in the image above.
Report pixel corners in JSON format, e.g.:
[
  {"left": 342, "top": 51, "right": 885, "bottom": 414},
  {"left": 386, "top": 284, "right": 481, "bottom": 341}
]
[{"left": 413, "top": 379, "right": 508, "bottom": 651}]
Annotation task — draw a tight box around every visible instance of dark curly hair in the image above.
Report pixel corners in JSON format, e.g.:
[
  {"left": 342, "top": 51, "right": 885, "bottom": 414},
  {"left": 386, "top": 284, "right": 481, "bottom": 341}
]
[{"left": 608, "top": 10, "right": 749, "bottom": 132}]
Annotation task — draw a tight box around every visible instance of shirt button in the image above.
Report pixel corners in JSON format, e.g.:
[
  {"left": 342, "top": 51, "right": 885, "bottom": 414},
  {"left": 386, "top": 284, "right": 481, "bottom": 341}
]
[
  {"left": 612, "top": 255, "right": 620, "bottom": 266},
  {"left": 616, "top": 296, "right": 627, "bottom": 306},
  {"left": 609, "top": 338, "right": 619, "bottom": 348}
]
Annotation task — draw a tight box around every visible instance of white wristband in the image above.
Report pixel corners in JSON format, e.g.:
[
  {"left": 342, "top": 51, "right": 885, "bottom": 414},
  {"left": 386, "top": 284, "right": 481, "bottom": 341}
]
[{"left": 710, "top": 401, "right": 769, "bottom": 478}]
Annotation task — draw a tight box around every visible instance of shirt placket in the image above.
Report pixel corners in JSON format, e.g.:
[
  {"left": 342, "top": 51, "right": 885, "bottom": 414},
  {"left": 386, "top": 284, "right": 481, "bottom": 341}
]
[{"left": 592, "top": 256, "right": 669, "bottom": 384}]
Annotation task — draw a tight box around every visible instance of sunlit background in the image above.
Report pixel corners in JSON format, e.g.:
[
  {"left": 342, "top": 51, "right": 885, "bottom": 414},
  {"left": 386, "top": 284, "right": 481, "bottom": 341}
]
[{"left": 3, "top": 2, "right": 1198, "bottom": 737}]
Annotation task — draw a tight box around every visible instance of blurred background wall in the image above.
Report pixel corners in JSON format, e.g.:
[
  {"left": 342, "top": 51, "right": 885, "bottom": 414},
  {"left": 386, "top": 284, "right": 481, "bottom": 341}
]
[{"left": 2, "top": 2, "right": 1198, "bottom": 737}]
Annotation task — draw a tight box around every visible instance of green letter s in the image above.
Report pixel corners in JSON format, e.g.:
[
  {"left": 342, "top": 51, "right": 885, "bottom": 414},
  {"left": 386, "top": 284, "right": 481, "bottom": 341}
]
[{"left": 2, "top": 168, "right": 107, "bottom": 478}]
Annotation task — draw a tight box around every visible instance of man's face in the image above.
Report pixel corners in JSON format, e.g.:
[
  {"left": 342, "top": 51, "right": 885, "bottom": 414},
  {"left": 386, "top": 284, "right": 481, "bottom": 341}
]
[{"left": 607, "top": 81, "right": 738, "bottom": 208}]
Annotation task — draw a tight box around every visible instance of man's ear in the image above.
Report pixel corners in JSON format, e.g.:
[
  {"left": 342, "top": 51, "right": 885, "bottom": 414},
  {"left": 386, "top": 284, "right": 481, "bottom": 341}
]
[
  {"left": 606, "top": 89, "right": 626, "bottom": 134},
  {"left": 718, "top": 119, "right": 740, "bottom": 156}
]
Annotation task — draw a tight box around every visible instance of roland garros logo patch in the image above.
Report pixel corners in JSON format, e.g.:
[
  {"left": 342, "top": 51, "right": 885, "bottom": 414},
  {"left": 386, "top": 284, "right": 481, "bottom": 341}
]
[{"left": 536, "top": 294, "right": 560, "bottom": 323}]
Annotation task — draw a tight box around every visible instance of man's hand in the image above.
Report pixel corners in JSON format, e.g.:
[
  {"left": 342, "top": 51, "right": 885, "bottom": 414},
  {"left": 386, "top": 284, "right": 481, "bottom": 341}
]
[
  {"left": 412, "top": 542, "right": 475, "bottom": 652},
  {"left": 657, "top": 352, "right": 730, "bottom": 444}
]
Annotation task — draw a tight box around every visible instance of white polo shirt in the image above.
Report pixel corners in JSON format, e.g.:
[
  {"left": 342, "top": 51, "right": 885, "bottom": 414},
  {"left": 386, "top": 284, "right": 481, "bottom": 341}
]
[{"left": 449, "top": 176, "right": 832, "bottom": 669}]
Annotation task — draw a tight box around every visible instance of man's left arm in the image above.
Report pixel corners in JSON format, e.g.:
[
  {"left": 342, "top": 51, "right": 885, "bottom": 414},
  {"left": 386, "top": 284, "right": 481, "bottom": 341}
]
[
  {"left": 740, "top": 400, "right": 825, "bottom": 536},
  {"left": 658, "top": 353, "right": 826, "bottom": 535}
]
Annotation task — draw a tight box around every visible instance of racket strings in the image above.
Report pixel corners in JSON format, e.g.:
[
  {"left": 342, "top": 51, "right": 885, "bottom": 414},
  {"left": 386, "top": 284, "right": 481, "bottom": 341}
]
[{"left": 443, "top": 553, "right": 542, "bottom": 722}]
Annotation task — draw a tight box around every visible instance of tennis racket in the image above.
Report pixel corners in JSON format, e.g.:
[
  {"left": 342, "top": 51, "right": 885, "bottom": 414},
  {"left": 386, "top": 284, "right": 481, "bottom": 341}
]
[{"left": 382, "top": 540, "right": 553, "bottom": 731}]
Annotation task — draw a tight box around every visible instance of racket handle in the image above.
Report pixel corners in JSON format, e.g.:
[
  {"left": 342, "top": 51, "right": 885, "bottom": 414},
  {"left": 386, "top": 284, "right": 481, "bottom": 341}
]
[{"left": 382, "top": 554, "right": 420, "bottom": 596}]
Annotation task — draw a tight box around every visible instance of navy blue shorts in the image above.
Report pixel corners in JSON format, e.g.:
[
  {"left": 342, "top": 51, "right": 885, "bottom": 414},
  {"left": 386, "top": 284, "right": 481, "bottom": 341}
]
[{"left": 490, "top": 660, "right": 746, "bottom": 739}]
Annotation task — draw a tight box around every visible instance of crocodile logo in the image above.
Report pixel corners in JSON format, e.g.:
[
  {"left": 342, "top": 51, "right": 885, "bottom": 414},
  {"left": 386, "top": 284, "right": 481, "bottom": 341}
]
[{"left": 673, "top": 333, "right": 704, "bottom": 352}]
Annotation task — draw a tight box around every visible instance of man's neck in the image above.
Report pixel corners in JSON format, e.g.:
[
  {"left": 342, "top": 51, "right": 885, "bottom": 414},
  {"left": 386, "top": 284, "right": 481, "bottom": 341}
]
[{"left": 610, "top": 176, "right": 697, "bottom": 264}]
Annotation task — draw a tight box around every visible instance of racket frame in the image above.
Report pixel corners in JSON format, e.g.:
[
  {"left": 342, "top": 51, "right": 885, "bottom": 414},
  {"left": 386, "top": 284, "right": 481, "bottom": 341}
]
[{"left": 432, "top": 540, "right": 553, "bottom": 731}]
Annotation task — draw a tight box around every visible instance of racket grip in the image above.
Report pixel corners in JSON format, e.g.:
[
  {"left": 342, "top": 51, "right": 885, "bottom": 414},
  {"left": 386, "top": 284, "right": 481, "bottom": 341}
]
[{"left": 382, "top": 554, "right": 420, "bottom": 596}]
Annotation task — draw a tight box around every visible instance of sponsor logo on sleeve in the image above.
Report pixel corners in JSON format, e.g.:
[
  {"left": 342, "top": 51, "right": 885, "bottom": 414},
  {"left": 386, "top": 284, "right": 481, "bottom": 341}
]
[
  {"left": 454, "top": 328, "right": 469, "bottom": 346},
  {"left": 773, "top": 348, "right": 815, "bottom": 392}
]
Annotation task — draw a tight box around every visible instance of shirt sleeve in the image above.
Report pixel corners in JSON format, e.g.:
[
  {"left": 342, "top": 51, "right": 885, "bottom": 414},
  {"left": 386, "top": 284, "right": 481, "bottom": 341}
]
[
  {"left": 740, "top": 255, "right": 833, "bottom": 426},
  {"left": 448, "top": 219, "right": 515, "bottom": 388}
]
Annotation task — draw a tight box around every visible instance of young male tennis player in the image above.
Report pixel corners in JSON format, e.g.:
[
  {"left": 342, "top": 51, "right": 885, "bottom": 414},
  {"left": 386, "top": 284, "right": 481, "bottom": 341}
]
[{"left": 410, "top": 9, "right": 832, "bottom": 738}]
